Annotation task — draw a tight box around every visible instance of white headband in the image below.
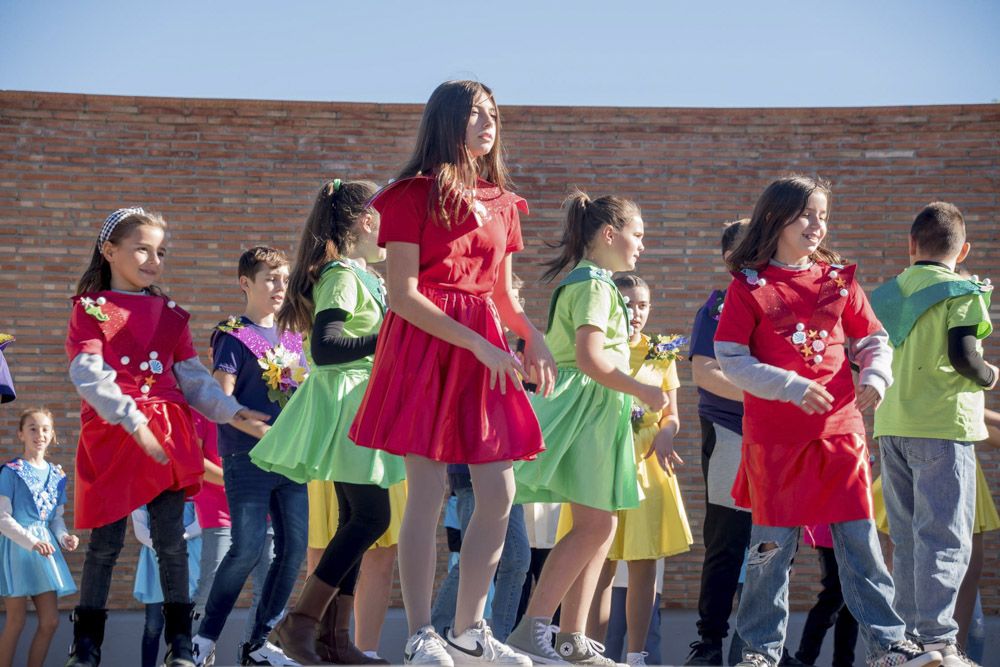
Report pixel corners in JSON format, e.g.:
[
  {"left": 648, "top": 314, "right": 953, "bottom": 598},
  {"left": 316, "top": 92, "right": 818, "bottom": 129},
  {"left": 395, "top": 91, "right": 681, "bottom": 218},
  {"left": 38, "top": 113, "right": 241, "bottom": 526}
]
[{"left": 98, "top": 207, "right": 146, "bottom": 247}]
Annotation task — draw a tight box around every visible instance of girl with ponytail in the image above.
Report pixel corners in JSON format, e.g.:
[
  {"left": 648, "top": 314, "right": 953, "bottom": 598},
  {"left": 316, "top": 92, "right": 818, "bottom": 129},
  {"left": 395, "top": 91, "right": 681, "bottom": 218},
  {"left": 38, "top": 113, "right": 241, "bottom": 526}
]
[{"left": 508, "top": 191, "right": 669, "bottom": 666}]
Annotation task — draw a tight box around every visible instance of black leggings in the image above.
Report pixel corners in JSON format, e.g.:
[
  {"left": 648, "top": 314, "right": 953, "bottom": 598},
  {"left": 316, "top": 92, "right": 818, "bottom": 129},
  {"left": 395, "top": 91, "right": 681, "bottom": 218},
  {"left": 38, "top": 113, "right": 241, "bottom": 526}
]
[{"left": 313, "top": 482, "right": 391, "bottom": 594}]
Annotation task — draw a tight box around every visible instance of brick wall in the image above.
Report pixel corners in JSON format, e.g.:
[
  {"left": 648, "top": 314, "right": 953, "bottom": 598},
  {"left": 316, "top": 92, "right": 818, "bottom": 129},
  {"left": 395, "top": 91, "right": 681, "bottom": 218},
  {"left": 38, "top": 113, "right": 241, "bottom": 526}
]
[{"left": 0, "top": 92, "right": 997, "bottom": 615}]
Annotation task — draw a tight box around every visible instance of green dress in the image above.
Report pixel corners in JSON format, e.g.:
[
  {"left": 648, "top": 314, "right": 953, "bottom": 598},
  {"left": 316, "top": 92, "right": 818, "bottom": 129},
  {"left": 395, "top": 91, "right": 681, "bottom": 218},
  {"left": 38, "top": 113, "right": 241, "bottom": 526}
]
[
  {"left": 514, "top": 260, "right": 640, "bottom": 511},
  {"left": 250, "top": 260, "right": 406, "bottom": 488}
]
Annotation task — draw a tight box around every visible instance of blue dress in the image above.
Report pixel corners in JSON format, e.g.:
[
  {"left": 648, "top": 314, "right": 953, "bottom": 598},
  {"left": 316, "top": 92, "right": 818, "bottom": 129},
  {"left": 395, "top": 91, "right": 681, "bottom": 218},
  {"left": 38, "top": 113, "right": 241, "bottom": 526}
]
[
  {"left": 132, "top": 502, "right": 201, "bottom": 604},
  {"left": 0, "top": 459, "right": 76, "bottom": 597}
]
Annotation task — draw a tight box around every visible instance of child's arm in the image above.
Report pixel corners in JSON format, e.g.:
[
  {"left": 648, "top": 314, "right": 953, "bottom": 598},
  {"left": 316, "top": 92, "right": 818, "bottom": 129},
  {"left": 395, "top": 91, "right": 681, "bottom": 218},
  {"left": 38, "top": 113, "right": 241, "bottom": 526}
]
[
  {"left": 173, "top": 357, "right": 270, "bottom": 436},
  {"left": 202, "top": 458, "right": 224, "bottom": 486},
  {"left": 715, "top": 342, "right": 834, "bottom": 414},
  {"left": 691, "top": 355, "right": 744, "bottom": 402},
  {"left": 849, "top": 329, "right": 893, "bottom": 411},
  {"left": 494, "top": 256, "right": 556, "bottom": 396},
  {"left": 385, "top": 242, "right": 523, "bottom": 394},
  {"left": 69, "top": 352, "right": 149, "bottom": 434},
  {"left": 311, "top": 309, "right": 378, "bottom": 365},
  {"left": 49, "top": 505, "right": 79, "bottom": 551},
  {"left": 0, "top": 495, "right": 51, "bottom": 554},
  {"left": 645, "top": 388, "right": 682, "bottom": 474},
  {"left": 131, "top": 508, "right": 154, "bottom": 549},
  {"left": 948, "top": 326, "right": 998, "bottom": 389},
  {"left": 576, "top": 326, "right": 668, "bottom": 410},
  {"left": 982, "top": 408, "right": 1000, "bottom": 449}
]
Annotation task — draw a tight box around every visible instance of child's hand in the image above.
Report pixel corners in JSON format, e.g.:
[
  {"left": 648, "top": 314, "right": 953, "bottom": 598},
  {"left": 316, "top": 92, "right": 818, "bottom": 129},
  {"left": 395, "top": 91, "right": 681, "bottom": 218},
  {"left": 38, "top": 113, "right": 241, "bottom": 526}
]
[
  {"left": 799, "top": 382, "right": 834, "bottom": 415},
  {"left": 473, "top": 338, "right": 525, "bottom": 395},
  {"left": 230, "top": 409, "right": 272, "bottom": 440},
  {"left": 637, "top": 384, "right": 669, "bottom": 413},
  {"left": 522, "top": 330, "right": 557, "bottom": 397},
  {"left": 133, "top": 424, "right": 169, "bottom": 465},
  {"left": 855, "top": 384, "right": 882, "bottom": 412},
  {"left": 32, "top": 541, "right": 55, "bottom": 557},
  {"left": 61, "top": 534, "right": 80, "bottom": 551},
  {"left": 644, "top": 428, "right": 684, "bottom": 475}
]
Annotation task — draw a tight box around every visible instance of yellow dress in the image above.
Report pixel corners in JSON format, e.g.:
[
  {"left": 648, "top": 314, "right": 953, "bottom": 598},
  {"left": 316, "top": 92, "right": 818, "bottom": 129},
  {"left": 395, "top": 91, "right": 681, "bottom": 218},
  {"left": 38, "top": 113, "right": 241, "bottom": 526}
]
[
  {"left": 872, "top": 456, "right": 1000, "bottom": 534},
  {"left": 557, "top": 335, "right": 693, "bottom": 560},
  {"left": 307, "top": 480, "right": 408, "bottom": 549}
]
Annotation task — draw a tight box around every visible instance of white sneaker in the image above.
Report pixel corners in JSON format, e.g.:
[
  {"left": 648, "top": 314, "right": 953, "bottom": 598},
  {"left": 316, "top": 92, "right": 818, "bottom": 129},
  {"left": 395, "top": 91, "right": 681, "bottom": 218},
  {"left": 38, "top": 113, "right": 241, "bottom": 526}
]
[
  {"left": 246, "top": 639, "right": 301, "bottom": 666},
  {"left": 506, "top": 617, "right": 567, "bottom": 664},
  {"left": 364, "top": 651, "right": 385, "bottom": 661},
  {"left": 924, "top": 642, "right": 975, "bottom": 667},
  {"left": 192, "top": 635, "right": 216, "bottom": 667},
  {"left": 445, "top": 620, "right": 532, "bottom": 665},
  {"left": 625, "top": 652, "right": 647, "bottom": 666},
  {"left": 405, "top": 626, "right": 456, "bottom": 665}
]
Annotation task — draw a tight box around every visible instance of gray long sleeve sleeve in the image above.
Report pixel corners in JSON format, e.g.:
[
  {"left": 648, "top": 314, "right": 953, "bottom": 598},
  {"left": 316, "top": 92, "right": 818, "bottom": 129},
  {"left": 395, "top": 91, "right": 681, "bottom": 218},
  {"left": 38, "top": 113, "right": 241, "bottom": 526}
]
[
  {"left": 849, "top": 328, "right": 893, "bottom": 398},
  {"left": 714, "top": 341, "right": 813, "bottom": 405},
  {"left": 172, "top": 357, "right": 242, "bottom": 423},
  {"left": 69, "top": 353, "right": 148, "bottom": 434}
]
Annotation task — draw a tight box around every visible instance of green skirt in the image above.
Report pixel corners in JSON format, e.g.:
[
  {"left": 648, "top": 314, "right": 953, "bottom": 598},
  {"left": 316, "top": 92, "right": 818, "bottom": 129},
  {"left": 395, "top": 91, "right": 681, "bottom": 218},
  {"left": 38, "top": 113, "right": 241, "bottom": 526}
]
[
  {"left": 514, "top": 369, "right": 639, "bottom": 511},
  {"left": 250, "top": 367, "right": 405, "bottom": 488}
]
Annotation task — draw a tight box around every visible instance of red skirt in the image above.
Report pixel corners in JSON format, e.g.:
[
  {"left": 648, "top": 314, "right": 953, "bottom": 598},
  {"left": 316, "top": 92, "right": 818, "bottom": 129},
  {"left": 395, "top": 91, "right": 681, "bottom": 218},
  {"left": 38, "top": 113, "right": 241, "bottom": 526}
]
[
  {"left": 731, "top": 433, "right": 872, "bottom": 527},
  {"left": 74, "top": 400, "right": 203, "bottom": 529},
  {"left": 349, "top": 286, "right": 544, "bottom": 464}
]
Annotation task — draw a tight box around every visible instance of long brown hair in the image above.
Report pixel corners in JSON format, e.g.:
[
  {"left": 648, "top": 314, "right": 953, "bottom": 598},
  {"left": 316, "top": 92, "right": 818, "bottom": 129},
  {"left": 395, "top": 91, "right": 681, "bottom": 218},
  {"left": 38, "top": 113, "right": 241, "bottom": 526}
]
[
  {"left": 76, "top": 210, "right": 167, "bottom": 296},
  {"left": 541, "top": 190, "right": 640, "bottom": 282},
  {"left": 397, "top": 80, "right": 511, "bottom": 228},
  {"left": 279, "top": 180, "right": 378, "bottom": 334},
  {"left": 726, "top": 175, "right": 840, "bottom": 271}
]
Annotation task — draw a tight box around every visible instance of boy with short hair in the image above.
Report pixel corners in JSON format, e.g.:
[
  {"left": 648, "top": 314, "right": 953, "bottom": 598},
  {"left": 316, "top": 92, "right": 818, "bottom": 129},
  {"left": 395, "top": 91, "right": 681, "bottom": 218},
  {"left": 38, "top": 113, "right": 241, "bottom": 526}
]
[
  {"left": 872, "top": 202, "right": 996, "bottom": 667},
  {"left": 193, "top": 247, "right": 308, "bottom": 667}
]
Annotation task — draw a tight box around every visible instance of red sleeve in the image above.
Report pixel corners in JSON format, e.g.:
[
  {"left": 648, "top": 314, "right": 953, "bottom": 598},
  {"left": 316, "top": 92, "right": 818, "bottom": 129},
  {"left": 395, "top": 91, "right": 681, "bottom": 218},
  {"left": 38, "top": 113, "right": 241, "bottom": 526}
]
[
  {"left": 65, "top": 299, "right": 104, "bottom": 359},
  {"left": 372, "top": 180, "right": 427, "bottom": 247},
  {"left": 173, "top": 323, "right": 199, "bottom": 363},
  {"left": 506, "top": 207, "right": 525, "bottom": 254},
  {"left": 714, "top": 278, "right": 758, "bottom": 346},
  {"left": 842, "top": 279, "right": 882, "bottom": 339}
]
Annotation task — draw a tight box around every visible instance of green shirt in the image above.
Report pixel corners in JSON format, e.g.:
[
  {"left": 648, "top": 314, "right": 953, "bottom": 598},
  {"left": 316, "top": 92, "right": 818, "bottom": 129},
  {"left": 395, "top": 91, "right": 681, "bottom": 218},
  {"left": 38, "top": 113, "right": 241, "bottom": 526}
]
[
  {"left": 873, "top": 264, "right": 992, "bottom": 441},
  {"left": 306, "top": 261, "right": 384, "bottom": 372},
  {"left": 546, "top": 260, "right": 630, "bottom": 372}
]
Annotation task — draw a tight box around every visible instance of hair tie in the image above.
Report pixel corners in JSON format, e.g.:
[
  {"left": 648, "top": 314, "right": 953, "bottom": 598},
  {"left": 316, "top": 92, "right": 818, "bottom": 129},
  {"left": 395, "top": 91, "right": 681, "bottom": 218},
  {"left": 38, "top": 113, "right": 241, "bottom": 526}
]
[
  {"left": 98, "top": 207, "right": 146, "bottom": 247},
  {"left": 333, "top": 179, "right": 342, "bottom": 192}
]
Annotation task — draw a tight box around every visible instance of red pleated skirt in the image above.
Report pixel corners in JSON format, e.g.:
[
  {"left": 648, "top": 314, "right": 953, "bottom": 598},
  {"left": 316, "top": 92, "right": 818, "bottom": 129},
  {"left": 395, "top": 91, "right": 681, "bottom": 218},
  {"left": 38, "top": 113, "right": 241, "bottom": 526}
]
[
  {"left": 731, "top": 433, "right": 873, "bottom": 527},
  {"left": 349, "top": 286, "right": 544, "bottom": 464},
  {"left": 74, "top": 400, "right": 203, "bottom": 529}
]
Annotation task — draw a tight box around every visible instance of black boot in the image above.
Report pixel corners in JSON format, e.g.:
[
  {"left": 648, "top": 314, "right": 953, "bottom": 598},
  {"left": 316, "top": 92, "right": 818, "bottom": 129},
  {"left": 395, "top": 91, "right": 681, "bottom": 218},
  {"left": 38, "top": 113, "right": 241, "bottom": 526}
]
[
  {"left": 65, "top": 607, "right": 107, "bottom": 667},
  {"left": 162, "top": 602, "right": 196, "bottom": 667}
]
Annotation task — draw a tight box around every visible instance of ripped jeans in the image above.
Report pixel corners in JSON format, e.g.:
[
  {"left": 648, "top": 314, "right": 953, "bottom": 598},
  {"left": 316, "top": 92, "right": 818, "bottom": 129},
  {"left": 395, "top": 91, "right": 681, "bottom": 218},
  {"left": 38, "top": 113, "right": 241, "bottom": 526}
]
[{"left": 735, "top": 519, "right": 906, "bottom": 664}]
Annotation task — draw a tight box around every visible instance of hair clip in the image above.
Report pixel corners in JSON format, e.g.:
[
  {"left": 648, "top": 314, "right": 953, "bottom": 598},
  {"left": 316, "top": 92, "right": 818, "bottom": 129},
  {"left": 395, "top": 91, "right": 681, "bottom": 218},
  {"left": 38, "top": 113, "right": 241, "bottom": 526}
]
[{"left": 333, "top": 179, "right": 342, "bottom": 192}]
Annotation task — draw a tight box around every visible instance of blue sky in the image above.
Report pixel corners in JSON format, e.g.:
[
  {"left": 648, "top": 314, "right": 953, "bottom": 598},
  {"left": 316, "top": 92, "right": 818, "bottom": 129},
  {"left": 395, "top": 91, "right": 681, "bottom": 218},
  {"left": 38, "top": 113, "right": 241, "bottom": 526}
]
[{"left": 1, "top": 1, "right": 998, "bottom": 107}]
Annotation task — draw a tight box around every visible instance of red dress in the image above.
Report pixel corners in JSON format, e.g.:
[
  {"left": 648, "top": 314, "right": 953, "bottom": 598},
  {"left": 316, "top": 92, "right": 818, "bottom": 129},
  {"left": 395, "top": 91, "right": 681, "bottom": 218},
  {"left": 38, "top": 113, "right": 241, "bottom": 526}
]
[
  {"left": 714, "top": 262, "right": 882, "bottom": 526},
  {"left": 66, "top": 292, "right": 204, "bottom": 529},
  {"left": 349, "top": 177, "right": 544, "bottom": 464}
]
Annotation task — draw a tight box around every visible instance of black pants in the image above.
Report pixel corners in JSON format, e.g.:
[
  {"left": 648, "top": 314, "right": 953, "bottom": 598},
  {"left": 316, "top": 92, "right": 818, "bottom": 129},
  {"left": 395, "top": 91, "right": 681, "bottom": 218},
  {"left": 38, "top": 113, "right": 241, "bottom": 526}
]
[
  {"left": 80, "top": 489, "right": 188, "bottom": 608},
  {"left": 796, "top": 547, "right": 858, "bottom": 666},
  {"left": 695, "top": 416, "right": 752, "bottom": 641},
  {"left": 313, "top": 482, "right": 390, "bottom": 594}
]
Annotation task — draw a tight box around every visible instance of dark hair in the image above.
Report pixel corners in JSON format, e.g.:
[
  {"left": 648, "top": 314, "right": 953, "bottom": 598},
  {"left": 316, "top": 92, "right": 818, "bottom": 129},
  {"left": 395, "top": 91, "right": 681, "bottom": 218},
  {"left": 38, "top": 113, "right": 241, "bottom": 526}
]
[
  {"left": 613, "top": 273, "right": 649, "bottom": 292},
  {"left": 238, "top": 246, "right": 289, "bottom": 282},
  {"left": 18, "top": 407, "right": 57, "bottom": 444},
  {"left": 279, "top": 180, "right": 379, "bottom": 334},
  {"left": 398, "top": 80, "right": 510, "bottom": 228},
  {"left": 542, "top": 190, "right": 641, "bottom": 282},
  {"left": 726, "top": 175, "right": 841, "bottom": 271},
  {"left": 721, "top": 218, "right": 750, "bottom": 255},
  {"left": 76, "top": 210, "right": 167, "bottom": 295},
  {"left": 910, "top": 202, "right": 966, "bottom": 258}
]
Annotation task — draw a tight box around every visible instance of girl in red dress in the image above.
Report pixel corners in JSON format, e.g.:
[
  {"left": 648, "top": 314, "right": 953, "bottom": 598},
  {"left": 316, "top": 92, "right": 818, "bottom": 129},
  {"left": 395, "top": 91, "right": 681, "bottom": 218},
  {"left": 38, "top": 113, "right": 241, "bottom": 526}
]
[
  {"left": 713, "top": 176, "right": 941, "bottom": 667},
  {"left": 64, "top": 208, "right": 268, "bottom": 667},
  {"left": 349, "top": 81, "right": 555, "bottom": 666}
]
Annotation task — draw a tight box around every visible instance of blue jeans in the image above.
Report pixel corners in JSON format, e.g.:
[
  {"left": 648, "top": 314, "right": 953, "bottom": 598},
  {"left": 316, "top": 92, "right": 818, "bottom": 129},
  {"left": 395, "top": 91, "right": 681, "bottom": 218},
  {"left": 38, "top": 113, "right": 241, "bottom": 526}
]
[
  {"left": 603, "top": 588, "right": 661, "bottom": 664},
  {"left": 194, "top": 526, "right": 276, "bottom": 644},
  {"left": 879, "top": 436, "right": 975, "bottom": 644},
  {"left": 198, "top": 452, "right": 308, "bottom": 644},
  {"left": 735, "top": 519, "right": 905, "bottom": 663},
  {"left": 431, "top": 475, "right": 530, "bottom": 641}
]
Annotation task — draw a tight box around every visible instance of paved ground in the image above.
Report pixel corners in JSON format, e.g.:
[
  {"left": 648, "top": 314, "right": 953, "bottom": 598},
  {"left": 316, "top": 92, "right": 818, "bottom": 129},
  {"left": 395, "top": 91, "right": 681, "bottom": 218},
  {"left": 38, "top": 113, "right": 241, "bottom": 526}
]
[{"left": 9, "top": 607, "right": 1000, "bottom": 665}]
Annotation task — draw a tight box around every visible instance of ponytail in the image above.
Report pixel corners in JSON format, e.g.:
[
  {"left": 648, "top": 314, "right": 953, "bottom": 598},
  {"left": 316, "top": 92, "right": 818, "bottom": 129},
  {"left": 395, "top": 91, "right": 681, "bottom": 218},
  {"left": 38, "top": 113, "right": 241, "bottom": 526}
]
[
  {"left": 279, "top": 179, "right": 378, "bottom": 334},
  {"left": 541, "top": 190, "right": 640, "bottom": 282}
]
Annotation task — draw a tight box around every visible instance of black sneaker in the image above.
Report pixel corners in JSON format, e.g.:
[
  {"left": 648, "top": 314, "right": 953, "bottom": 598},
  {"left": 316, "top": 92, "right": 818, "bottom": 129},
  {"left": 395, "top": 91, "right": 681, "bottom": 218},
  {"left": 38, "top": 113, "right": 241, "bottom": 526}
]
[{"left": 685, "top": 639, "right": 724, "bottom": 666}]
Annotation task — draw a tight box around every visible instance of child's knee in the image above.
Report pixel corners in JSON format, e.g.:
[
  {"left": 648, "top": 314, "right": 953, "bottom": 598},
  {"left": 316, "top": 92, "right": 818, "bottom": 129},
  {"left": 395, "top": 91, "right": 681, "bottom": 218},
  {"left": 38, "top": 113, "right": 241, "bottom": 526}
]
[
  {"left": 36, "top": 612, "right": 60, "bottom": 634},
  {"left": 746, "top": 540, "right": 783, "bottom": 567}
]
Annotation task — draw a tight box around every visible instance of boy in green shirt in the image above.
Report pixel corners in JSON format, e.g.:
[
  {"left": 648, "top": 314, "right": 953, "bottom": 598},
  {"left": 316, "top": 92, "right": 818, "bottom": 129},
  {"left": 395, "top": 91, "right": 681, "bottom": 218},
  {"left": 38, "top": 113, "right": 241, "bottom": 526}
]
[{"left": 871, "top": 202, "right": 996, "bottom": 666}]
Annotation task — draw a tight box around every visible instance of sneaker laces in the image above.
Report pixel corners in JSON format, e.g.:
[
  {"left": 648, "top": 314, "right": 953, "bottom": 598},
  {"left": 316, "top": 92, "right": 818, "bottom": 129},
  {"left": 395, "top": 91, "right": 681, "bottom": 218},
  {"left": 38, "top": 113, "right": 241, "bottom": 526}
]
[
  {"left": 891, "top": 639, "right": 924, "bottom": 658},
  {"left": 580, "top": 636, "right": 607, "bottom": 658},
  {"left": 742, "top": 653, "right": 771, "bottom": 667},
  {"left": 413, "top": 629, "right": 451, "bottom": 660},
  {"left": 478, "top": 625, "right": 521, "bottom": 660},
  {"left": 533, "top": 622, "right": 562, "bottom": 659}
]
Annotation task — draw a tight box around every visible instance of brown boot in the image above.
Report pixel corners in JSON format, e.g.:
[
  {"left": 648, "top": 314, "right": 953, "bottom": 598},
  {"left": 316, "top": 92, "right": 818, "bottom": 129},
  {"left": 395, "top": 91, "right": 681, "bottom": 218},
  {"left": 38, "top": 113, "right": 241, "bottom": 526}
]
[
  {"left": 315, "top": 594, "right": 389, "bottom": 664},
  {"left": 273, "top": 575, "right": 338, "bottom": 665}
]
